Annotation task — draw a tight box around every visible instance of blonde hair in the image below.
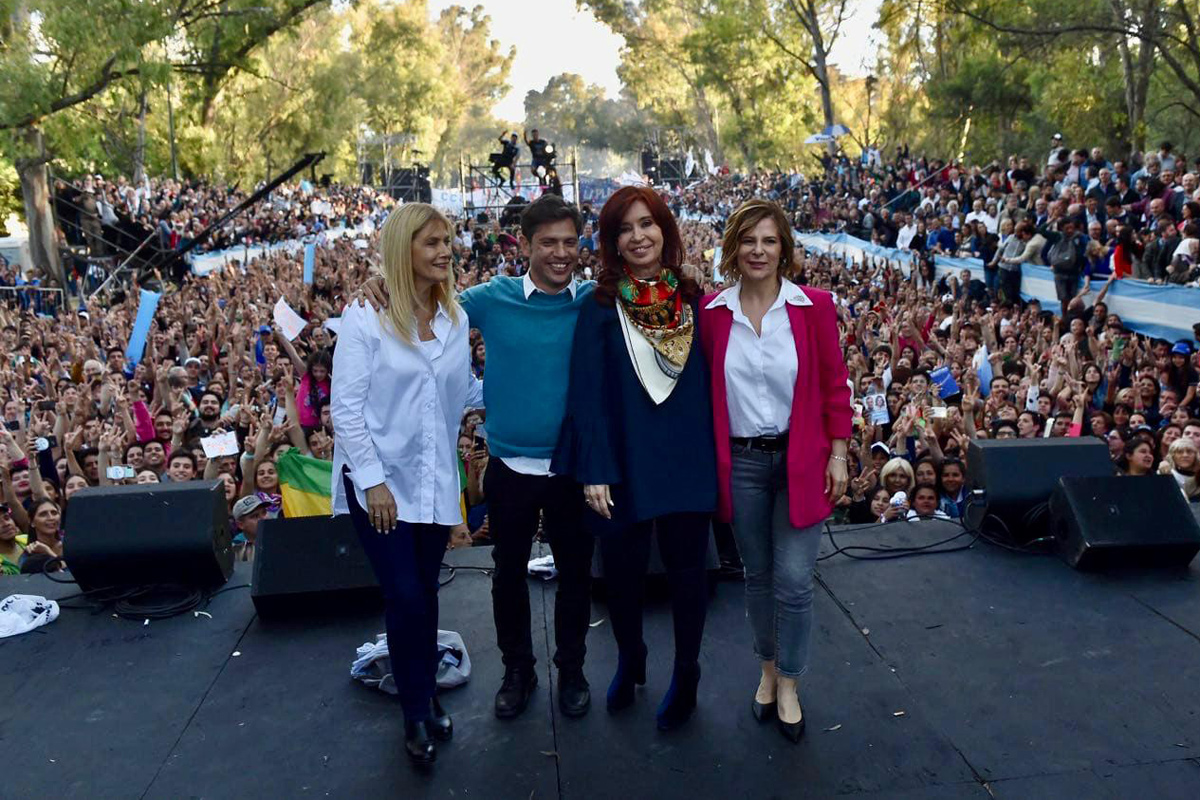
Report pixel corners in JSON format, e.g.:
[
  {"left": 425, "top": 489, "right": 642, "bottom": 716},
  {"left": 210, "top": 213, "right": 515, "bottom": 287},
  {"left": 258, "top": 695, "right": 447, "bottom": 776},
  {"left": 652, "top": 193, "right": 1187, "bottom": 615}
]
[
  {"left": 1160, "top": 438, "right": 1200, "bottom": 499},
  {"left": 880, "top": 457, "right": 915, "bottom": 493},
  {"left": 376, "top": 203, "right": 458, "bottom": 344},
  {"left": 718, "top": 199, "right": 796, "bottom": 282}
]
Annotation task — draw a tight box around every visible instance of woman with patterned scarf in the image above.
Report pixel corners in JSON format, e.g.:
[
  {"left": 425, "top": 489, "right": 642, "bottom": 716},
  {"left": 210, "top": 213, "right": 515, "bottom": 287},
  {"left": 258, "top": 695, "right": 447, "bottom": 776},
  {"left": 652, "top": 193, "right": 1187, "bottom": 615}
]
[{"left": 553, "top": 185, "right": 717, "bottom": 732}]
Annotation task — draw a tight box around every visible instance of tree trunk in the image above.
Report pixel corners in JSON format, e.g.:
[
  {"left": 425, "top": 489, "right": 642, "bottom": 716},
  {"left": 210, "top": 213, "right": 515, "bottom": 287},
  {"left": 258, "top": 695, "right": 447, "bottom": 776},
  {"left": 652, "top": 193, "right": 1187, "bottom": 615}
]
[
  {"left": 15, "top": 127, "right": 65, "bottom": 289},
  {"left": 803, "top": 4, "right": 838, "bottom": 154},
  {"left": 1111, "top": 0, "right": 1158, "bottom": 154},
  {"left": 727, "top": 93, "right": 756, "bottom": 170},
  {"left": 200, "top": 21, "right": 224, "bottom": 127},
  {"left": 681, "top": 72, "right": 724, "bottom": 165},
  {"left": 133, "top": 89, "right": 148, "bottom": 184}
]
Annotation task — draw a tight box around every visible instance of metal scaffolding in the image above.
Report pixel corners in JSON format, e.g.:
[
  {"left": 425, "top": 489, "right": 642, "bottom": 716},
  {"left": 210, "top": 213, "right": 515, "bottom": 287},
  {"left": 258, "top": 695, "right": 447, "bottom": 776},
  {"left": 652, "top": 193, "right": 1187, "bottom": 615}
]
[{"left": 457, "top": 147, "right": 581, "bottom": 217}]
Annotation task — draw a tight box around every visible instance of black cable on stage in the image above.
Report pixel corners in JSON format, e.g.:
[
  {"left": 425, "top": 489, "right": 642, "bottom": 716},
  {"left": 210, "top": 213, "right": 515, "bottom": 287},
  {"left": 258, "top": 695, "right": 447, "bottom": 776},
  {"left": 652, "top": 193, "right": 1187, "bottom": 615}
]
[
  {"left": 820, "top": 518, "right": 979, "bottom": 562},
  {"left": 974, "top": 511, "right": 1056, "bottom": 555},
  {"left": 41, "top": 558, "right": 251, "bottom": 620},
  {"left": 818, "top": 492, "right": 1062, "bottom": 563},
  {"left": 439, "top": 560, "right": 494, "bottom": 588}
]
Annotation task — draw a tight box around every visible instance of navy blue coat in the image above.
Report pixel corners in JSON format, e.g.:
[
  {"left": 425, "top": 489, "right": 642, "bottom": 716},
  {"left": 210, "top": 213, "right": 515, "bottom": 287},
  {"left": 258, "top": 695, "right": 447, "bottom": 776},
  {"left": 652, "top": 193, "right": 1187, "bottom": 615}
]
[{"left": 552, "top": 296, "right": 717, "bottom": 532}]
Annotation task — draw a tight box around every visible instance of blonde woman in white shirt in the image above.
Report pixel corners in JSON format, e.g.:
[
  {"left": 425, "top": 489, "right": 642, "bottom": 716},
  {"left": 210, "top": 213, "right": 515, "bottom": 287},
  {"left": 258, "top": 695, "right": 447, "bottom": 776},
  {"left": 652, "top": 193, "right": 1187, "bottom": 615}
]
[{"left": 331, "top": 202, "right": 482, "bottom": 768}]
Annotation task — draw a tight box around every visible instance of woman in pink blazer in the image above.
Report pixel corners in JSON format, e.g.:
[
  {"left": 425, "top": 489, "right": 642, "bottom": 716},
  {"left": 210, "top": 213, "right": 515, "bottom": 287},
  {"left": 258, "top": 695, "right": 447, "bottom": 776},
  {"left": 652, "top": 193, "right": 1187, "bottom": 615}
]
[{"left": 698, "top": 199, "right": 852, "bottom": 742}]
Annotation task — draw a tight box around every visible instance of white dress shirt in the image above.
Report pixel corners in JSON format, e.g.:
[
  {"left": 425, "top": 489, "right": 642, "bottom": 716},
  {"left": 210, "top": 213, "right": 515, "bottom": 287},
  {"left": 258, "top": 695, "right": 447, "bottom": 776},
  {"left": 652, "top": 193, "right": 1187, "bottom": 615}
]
[
  {"left": 705, "top": 280, "right": 811, "bottom": 438},
  {"left": 331, "top": 301, "right": 483, "bottom": 525},
  {"left": 497, "top": 273, "right": 579, "bottom": 477},
  {"left": 897, "top": 223, "right": 918, "bottom": 250}
]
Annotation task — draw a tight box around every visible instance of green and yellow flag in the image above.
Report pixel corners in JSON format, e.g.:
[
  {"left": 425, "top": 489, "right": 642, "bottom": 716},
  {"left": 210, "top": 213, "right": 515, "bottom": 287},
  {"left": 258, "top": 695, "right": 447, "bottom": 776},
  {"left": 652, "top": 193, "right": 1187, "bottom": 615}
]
[{"left": 277, "top": 449, "right": 333, "bottom": 518}]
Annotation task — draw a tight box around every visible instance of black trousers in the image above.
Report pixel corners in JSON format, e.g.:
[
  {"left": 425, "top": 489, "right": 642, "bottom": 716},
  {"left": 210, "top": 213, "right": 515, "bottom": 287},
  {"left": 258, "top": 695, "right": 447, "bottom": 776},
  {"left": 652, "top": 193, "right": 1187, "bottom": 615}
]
[
  {"left": 599, "top": 513, "right": 710, "bottom": 668},
  {"left": 999, "top": 268, "right": 1022, "bottom": 305},
  {"left": 485, "top": 458, "right": 593, "bottom": 672},
  {"left": 343, "top": 472, "right": 448, "bottom": 724}
]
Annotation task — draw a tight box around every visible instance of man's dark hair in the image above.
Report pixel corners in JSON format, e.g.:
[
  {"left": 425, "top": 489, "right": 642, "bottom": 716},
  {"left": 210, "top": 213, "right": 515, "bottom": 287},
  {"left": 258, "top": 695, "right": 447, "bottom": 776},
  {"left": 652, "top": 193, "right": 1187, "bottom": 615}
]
[
  {"left": 519, "top": 194, "right": 583, "bottom": 241},
  {"left": 199, "top": 390, "right": 222, "bottom": 406},
  {"left": 168, "top": 451, "right": 197, "bottom": 471},
  {"left": 124, "top": 442, "right": 144, "bottom": 461}
]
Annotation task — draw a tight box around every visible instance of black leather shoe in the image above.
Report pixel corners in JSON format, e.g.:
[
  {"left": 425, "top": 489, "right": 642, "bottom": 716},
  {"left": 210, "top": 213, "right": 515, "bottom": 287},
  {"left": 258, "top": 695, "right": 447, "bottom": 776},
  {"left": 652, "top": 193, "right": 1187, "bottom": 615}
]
[
  {"left": 558, "top": 669, "right": 591, "bottom": 718},
  {"left": 404, "top": 720, "right": 436, "bottom": 765},
  {"left": 429, "top": 696, "right": 453, "bottom": 741},
  {"left": 752, "top": 697, "right": 776, "bottom": 722},
  {"left": 495, "top": 668, "right": 538, "bottom": 719},
  {"left": 777, "top": 713, "right": 806, "bottom": 743}
]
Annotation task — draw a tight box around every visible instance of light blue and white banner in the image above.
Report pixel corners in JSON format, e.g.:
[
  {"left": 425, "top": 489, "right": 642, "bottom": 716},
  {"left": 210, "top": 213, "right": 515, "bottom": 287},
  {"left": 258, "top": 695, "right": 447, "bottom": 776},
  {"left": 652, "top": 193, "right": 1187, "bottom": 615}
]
[
  {"left": 302, "top": 241, "right": 315, "bottom": 284},
  {"left": 797, "top": 231, "right": 1197, "bottom": 343},
  {"left": 188, "top": 221, "right": 376, "bottom": 277},
  {"left": 125, "top": 289, "right": 161, "bottom": 366}
]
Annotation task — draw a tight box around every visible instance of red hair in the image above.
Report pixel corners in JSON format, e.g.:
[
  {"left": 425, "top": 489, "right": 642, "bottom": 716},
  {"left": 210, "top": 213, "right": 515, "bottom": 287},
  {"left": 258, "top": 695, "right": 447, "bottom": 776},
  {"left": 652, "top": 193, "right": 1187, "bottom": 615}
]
[{"left": 594, "top": 185, "right": 698, "bottom": 306}]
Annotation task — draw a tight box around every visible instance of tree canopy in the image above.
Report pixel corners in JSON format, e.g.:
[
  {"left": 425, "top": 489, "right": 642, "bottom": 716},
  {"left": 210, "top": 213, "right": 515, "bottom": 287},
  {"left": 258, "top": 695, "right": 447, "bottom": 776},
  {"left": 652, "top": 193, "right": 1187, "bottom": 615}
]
[{"left": 3, "top": 0, "right": 1200, "bottom": 214}]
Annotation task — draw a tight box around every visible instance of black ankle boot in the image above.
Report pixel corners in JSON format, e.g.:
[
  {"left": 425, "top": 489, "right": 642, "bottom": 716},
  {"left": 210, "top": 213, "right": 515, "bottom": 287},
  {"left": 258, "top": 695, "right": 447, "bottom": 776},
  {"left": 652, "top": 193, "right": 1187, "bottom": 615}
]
[
  {"left": 656, "top": 662, "right": 701, "bottom": 731},
  {"left": 558, "top": 668, "right": 591, "bottom": 718},
  {"left": 404, "top": 720, "right": 436, "bottom": 766},
  {"left": 429, "top": 696, "right": 453, "bottom": 741},
  {"left": 606, "top": 644, "right": 647, "bottom": 712},
  {"left": 495, "top": 667, "right": 538, "bottom": 719}
]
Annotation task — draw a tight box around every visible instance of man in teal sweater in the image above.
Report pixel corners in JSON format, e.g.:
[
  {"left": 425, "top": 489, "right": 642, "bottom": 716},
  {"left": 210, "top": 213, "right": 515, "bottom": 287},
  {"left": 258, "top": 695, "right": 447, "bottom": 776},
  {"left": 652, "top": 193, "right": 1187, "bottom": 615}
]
[{"left": 359, "top": 195, "right": 596, "bottom": 720}]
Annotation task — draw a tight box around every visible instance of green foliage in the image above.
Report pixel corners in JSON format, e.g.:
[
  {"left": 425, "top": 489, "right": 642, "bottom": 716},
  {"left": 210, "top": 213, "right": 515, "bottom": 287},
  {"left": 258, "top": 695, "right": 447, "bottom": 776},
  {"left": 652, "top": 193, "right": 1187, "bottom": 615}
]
[
  {"left": 582, "top": 0, "right": 830, "bottom": 170},
  {"left": 0, "top": 0, "right": 514, "bottom": 192},
  {"left": 877, "top": 0, "right": 1200, "bottom": 159},
  {"left": 522, "top": 73, "right": 646, "bottom": 153},
  {"left": 0, "top": 156, "right": 21, "bottom": 233}
]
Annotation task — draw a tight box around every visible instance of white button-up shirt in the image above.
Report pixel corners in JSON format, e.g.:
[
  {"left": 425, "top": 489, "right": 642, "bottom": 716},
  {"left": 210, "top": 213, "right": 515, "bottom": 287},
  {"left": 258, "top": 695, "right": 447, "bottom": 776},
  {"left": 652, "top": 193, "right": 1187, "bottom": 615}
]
[
  {"left": 706, "top": 280, "right": 811, "bottom": 438},
  {"left": 331, "top": 301, "right": 483, "bottom": 525}
]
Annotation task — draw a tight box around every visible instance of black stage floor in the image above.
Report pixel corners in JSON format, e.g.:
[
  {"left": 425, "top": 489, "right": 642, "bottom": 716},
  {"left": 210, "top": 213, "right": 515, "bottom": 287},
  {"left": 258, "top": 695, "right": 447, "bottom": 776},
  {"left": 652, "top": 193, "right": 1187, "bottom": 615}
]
[{"left": 4, "top": 519, "right": 1200, "bottom": 799}]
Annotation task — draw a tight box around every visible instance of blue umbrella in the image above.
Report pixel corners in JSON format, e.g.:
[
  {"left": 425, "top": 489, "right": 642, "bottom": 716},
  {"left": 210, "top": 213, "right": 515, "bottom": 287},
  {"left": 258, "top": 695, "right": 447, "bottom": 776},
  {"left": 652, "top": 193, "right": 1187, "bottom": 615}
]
[{"left": 822, "top": 124, "right": 851, "bottom": 137}]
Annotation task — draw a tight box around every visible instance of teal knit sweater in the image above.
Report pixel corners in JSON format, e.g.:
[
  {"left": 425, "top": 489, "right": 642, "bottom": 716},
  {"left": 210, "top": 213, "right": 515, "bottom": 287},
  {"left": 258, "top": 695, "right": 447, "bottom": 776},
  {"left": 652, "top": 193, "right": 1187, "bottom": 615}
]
[{"left": 460, "top": 276, "right": 594, "bottom": 459}]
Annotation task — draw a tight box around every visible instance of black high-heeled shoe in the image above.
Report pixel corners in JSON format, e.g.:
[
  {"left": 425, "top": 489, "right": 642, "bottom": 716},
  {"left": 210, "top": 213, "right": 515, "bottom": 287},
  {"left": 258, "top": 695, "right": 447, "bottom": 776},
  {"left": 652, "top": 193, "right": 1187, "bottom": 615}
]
[
  {"left": 404, "top": 720, "right": 436, "bottom": 765},
  {"left": 777, "top": 713, "right": 806, "bottom": 742},
  {"left": 752, "top": 696, "right": 776, "bottom": 723},
  {"left": 429, "top": 696, "right": 453, "bottom": 742},
  {"left": 776, "top": 687, "right": 806, "bottom": 743}
]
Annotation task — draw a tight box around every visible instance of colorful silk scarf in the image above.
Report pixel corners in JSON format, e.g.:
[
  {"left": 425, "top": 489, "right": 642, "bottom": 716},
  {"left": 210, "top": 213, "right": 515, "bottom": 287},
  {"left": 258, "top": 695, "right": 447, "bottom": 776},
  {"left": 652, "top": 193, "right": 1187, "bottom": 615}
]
[{"left": 616, "top": 268, "right": 694, "bottom": 375}]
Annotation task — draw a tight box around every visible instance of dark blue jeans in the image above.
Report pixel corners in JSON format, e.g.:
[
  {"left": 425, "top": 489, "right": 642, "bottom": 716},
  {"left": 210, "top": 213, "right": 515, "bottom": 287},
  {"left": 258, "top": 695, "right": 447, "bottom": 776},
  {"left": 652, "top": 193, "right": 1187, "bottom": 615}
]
[{"left": 343, "top": 472, "right": 449, "bottom": 724}]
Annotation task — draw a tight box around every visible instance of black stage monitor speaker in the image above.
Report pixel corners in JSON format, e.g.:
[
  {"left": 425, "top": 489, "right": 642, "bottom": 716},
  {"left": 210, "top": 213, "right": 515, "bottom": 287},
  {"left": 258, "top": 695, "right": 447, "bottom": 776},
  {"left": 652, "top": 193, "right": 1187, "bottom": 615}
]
[
  {"left": 1050, "top": 475, "right": 1200, "bottom": 570},
  {"left": 65, "top": 480, "right": 232, "bottom": 592},
  {"left": 968, "top": 438, "right": 1113, "bottom": 538},
  {"left": 251, "top": 514, "right": 381, "bottom": 618}
]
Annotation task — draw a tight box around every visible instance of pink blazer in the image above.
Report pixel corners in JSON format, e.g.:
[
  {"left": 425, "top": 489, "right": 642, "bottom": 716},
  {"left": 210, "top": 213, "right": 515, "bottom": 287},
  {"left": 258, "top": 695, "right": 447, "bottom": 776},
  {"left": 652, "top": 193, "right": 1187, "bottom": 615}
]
[{"left": 699, "top": 284, "right": 853, "bottom": 530}]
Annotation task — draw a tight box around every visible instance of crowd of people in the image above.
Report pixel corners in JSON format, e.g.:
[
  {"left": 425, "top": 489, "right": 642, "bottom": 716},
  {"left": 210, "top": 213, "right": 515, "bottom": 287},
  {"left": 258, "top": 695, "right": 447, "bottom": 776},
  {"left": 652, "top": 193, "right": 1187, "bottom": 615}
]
[
  {"left": 2, "top": 136, "right": 1199, "bottom": 583},
  {"left": 664, "top": 139, "right": 1200, "bottom": 520},
  {"left": 0, "top": 138, "right": 1198, "bottom": 773},
  {"left": 48, "top": 174, "right": 389, "bottom": 290}
]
